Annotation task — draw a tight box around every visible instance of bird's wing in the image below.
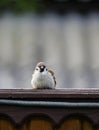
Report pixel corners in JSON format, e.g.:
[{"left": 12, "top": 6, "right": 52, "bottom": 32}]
[{"left": 48, "top": 69, "right": 56, "bottom": 86}]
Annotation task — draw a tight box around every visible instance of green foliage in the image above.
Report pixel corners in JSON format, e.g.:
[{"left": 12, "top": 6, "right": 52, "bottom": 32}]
[{"left": 0, "top": 0, "right": 43, "bottom": 13}]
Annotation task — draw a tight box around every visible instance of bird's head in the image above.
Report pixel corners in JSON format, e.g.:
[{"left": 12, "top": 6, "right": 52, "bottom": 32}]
[{"left": 35, "top": 62, "right": 48, "bottom": 74}]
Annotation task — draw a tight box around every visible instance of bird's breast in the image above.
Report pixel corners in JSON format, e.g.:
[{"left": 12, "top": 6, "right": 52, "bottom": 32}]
[{"left": 32, "top": 73, "right": 55, "bottom": 89}]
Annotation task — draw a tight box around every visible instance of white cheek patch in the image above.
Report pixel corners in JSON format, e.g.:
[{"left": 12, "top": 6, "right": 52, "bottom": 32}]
[{"left": 35, "top": 67, "right": 39, "bottom": 71}]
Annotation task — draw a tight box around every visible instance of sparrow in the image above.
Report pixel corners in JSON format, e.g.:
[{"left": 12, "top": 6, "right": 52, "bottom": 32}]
[{"left": 31, "top": 62, "right": 56, "bottom": 89}]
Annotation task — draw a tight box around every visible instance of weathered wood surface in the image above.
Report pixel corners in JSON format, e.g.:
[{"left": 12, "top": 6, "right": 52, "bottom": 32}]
[
  {"left": 0, "top": 89, "right": 99, "bottom": 130},
  {"left": 0, "top": 88, "right": 99, "bottom": 100}
]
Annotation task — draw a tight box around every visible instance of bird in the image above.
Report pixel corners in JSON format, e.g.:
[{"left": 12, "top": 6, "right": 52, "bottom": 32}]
[{"left": 31, "top": 62, "right": 56, "bottom": 89}]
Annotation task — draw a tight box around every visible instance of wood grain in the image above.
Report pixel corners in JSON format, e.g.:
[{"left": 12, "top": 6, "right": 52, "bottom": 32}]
[{"left": 0, "top": 119, "right": 15, "bottom": 130}]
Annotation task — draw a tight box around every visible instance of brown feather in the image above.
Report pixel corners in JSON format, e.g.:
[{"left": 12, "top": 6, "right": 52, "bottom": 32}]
[
  {"left": 48, "top": 69, "right": 56, "bottom": 86},
  {"left": 36, "top": 62, "right": 46, "bottom": 67}
]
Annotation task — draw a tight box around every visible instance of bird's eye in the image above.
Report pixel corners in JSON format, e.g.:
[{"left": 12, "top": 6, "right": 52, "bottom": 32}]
[
  {"left": 46, "top": 68, "right": 47, "bottom": 71},
  {"left": 36, "top": 68, "right": 38, "bottom": 70}
]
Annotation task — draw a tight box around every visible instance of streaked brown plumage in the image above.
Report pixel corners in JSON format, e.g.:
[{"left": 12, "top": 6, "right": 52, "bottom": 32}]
[{"left": 48, "top": 69, "right": 56, "bottom": 86}]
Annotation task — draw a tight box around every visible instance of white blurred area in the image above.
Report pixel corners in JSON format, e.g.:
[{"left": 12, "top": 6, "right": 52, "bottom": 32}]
[{"left": 0, "top": 12, "right": 99, "bottom": 89}]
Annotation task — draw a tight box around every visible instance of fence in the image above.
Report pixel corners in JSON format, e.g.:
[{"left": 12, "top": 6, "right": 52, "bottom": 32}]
[{"left": 0, "top": 89, "right": 99, "bottom": 130}]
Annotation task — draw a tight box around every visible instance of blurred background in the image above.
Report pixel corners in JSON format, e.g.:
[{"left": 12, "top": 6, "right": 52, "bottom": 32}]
[{"left": 0, "top": 0, "right": 99, "bottom": 89}]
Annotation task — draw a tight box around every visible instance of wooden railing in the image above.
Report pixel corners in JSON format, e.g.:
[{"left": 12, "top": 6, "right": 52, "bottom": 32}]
[{"left": 0, "top": 89, "right": 99, "bottom": 130}]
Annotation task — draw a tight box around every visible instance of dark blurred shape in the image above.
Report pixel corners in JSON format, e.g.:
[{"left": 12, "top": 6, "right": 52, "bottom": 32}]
[{"left": 0, "top": 0, "right": 99, "bottom": 14}]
